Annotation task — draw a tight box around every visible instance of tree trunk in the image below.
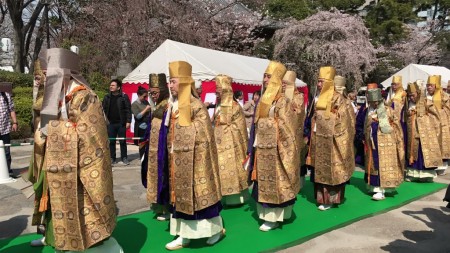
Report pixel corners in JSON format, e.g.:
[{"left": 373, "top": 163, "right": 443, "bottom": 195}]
[{"left": 12, "top": 29, "right": 24, "bottom": 73}]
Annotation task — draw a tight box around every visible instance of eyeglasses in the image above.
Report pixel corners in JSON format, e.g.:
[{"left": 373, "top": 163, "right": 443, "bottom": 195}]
[{"left": 149, "top": 92, "right": 159, "bottom": 96}]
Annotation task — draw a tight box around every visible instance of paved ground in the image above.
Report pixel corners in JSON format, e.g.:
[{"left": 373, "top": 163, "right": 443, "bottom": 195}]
[{"left": 1, "top": 143, "right": 449, "bottom": 252}]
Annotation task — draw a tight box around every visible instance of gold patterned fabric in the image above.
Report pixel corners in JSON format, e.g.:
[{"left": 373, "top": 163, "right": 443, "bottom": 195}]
[
  {"left": 147, "top": 99, "right": 169, "bottom": 204},
  {"left": 308, "top": 92, "right": 355, "bottom": 185},
  {"left": 364, "top": 106, "right": 404, "bottom": 188},
  {"left": 167, "top": 98, "right": 221, "bottom": 215},
  {"left": 291, "top": 91, "right": 307, "bottom": 169},
  {"left": 435, "top": 92, "right": 450, "bottom": 158},
  {"left": 406, "top": 98, "right": 442, "bottom": 168},
  {"left": 253, "top": 96, "right": 299, "bottom": 204},
  {"left": 43, "top": 88, "right": 116, "bottom": 251},
  {"left": 213, "top": 101, "right": 249, "bottom": 196}
]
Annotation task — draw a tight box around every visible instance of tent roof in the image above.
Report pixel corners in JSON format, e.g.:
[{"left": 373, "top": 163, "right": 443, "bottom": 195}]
[
  {"left": 381, "top": 64, "right": 450, "bottom": 89},
  {"left": 123, "top": 39, "right": 305, "bottom": 86}
]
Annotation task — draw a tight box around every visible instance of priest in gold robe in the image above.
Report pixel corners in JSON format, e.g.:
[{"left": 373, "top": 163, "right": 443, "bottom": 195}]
[
  {"left": 406, "top": 81, "right": 442, "bottom": 181},
  {"left": 334, "top": 75, "right": 356, "bottom": 132},
  {"left": 248, "top": 61, "right": 299, "bottom": 232},
  {"left": 29, "top": 48, "right": 121, "bottom": 252},
  {"left": 386, "top": 75, "right": 407, "bottom": 170},
  {"left": 142, "top": 73, "right": 171, "bottom": 221},
  {"left": 282, "top": 71, "right": 306, "bottom": 188},
  {"left": 212, "top": 74, "right": 249, "bottom": 206},
  {"left": 164, "top": 61, "right": 224, "bottom": 250},
  {"left": 425, "top": 75, "right": 450, "bottom": 175},
  {"left": 364, "top": 88, "right": 404, "bottom": 200},
  {"left": 306, "top": 66, "right": 355, "bottom": 211}
]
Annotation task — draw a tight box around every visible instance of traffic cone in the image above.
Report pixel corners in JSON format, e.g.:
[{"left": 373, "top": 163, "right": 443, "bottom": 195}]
[{"left": 0, "top": 140, "right": 16, "bottom": 184}]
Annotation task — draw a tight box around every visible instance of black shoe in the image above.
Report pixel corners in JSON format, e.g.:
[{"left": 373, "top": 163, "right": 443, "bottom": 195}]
[
  {"left": 111, "top": 159, "right": 118, "bottom": 164},
  {"left": 122, "top": 158, "right": 130, "bottom": 165}
]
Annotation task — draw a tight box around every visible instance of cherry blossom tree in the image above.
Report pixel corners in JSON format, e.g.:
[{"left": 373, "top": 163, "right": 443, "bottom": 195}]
[{"left": 273, "top": 8, "right": 377, "bottom": 90}]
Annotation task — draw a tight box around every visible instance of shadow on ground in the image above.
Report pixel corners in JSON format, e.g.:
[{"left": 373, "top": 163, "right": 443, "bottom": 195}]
[{"left": 381, "top": 207, "right": 450, "bottom": 253}]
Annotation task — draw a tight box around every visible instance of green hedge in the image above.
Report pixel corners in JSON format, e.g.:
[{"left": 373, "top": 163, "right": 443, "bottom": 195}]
[{"left": 0, "top": 70, "right": 33, "bottom": 87}]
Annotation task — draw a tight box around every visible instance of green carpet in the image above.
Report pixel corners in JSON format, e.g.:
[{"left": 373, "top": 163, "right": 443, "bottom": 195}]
[{"left": 0, "top": 172, "right": 446, "bottom": 253}]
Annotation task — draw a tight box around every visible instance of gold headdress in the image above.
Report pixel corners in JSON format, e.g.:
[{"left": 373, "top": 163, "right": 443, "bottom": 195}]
[
  {"left": 169, "top": 61, "right": 195, "bottom": 126},
  {"left": 283, "top": 71, "right": 296, "bottom": 100},
  {"left": 216, "top": 74, "right": 233, "bottom": 125},
  {"left": 390, "top": 75, "right": 405, "bottom": 103},
  {"left": 149, "top": 73, "right": 166, "bottom": 89},
  {"left": 427, "top": 75, "right": 442, "bottom": 109},
  {"left": 334, "top": 75, "right": 346, "bottom": 95},
  {"left": 316, "top": 66, "right": 336, "bottom": 118},
  {"left": 256, "top": 61, "right": 286, "bottom": 120}
]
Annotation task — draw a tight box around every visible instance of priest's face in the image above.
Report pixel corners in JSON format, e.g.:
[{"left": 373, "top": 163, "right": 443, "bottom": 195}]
[
  {"left": 317, "top": 79, "right": 324, "bottom": 92},
  {"left": 263, "top": 73, "right": 271, "bottom": 89},
  {"left": 196, "top": 87, "right": 202, "bottom": 97},
  {"left": 149, "top": 87, "right": 160, "bottom": 103},
  {"left": 169, "top": 78, "right": 179, "bottom": 98},
  {"left": 391, "top": 82, "right": 401, "bottom": 92},
  {"left": 281, "top": 80, "right": 287, "bottom": 93},
  {"left": 408, "top": 92, "right": 418, "bottom": 103},
  {"left": 426, "top": 83, "right": 436, "bottom": 95}
]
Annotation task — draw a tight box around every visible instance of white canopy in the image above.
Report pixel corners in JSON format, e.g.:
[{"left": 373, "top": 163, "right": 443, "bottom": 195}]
[
  {"left": 381, "top": 64, "right": 450, "bottom": 89},
  {"left": 123, "top": 39, "right": 306, "bottom": 87}
]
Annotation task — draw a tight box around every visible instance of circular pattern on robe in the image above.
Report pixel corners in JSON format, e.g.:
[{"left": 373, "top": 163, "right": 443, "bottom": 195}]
[
  {"left": 88, "top": 181, "right": 96, "bottom": 188},
  {"left": 260, "top": 186, "right": 266, "bottom": 192},
  {"left": 227, "top": 188, "right": 233, "bottom": 193},
  {"left": 94, "top": 203, "right": 101, "bottom": 210},
  {"left": 175, "top": 159, "right": 181, "bottom": 166},
  {"left": 103, "top": 195, "right": 111, "bottom": 205},
  {"left": 63, "top": 164, "right": 72, "bottom": 173},
  {"left": 176, "top": 124, "right": 181, "bottom": 129},
  {"left": 182, "top": 158, "right": 190, "bottom": 165},
  {"left": 63, "top": 134, "right": 71, "bottom": 142},
  {"left": 90, "top": 126, "right": 98, "bottom": 134},
  {"left": 81, "top": 207, "right": 90, "bottom": 216},
  {"left": 216, "top": 139, "right": 222, "bottom": 144},
  {"left": 288, "top": 192, "right": 295, "bottom": 198},
  {"left": 67, "top": 211, "right": 75, "bottom": 220},
  {"left": 259, "top": 175, "right": 265, "bottom": 181},
  {"left": 220, "top": 165, "right": 225, "bottom": 170},
  {"left": 89, "top": 115, "right": 98, "bottom": 124},
  {"left": 71, "top": 239, "right": 79, "bottom": 249},
  {"left": 200, "top": 114, "right": 207, "bottom": 120},
  {"left": 182, "top": 146, "right": 189, "bottom": 152},
  {"left": 230, "top": 171, "right": 235, "bottom": 176},
  {"left": 279, "top": 176, "right": 285, "bottom": 181},
  {"left": 77, "top": 123, "right": 88, "bottom": 132},
  {"left": 149, "top": 156, "right": 156, "bottom": 163},
  {"left": 65, "top": 181, "right": 73, "bottom": 189},
  {"left": 49, "top": 165, "right": 59, "bottom": 173},
  {"left": 91, "top": 231, "right": 101, "bottom": 241},
  {"left": 51, "top": 121, "right": 60, "bottom": 127},
  {"left": 80, "top": 102, "right": 88, "bottom": 112},
  {"left": 199, "top": 177, "right": 207, "bottom": 184},
  {"left": 57, "top": 142, "right": 64, "bottom": 150},
  {"left": 282, "top": 141, "right": 288, "bottom": 147},
  {"left": 50, "top": 134, "right": 58, "bottom": 143},
  {"left": 52, "top": 180, "right": 61, "bottom": 189},
  {"left": 89, "top": 94, "right": 97, "bottom": 103},
  {"left": 201, "top": 199, "right": 209, "bottom": 206},
  {"left": 317, "top": 115, "right": 322, "bottom": 120},
  {"left": 95, "top": 148, "right": 103, "bottom": 158},
  {"left": 267, "top": 122, "right": 274, "bottom": 128},
  {"left": 202, "top": 189, "right": 209, "bottom": 195},
  {"left": 54, "top": 210, "right": 64, "bottom": 219},
  {"left": 90, "top": 170, "right": 100, "bottom": 179},
  {"left": 55, "top": 226, "right": 66, "bottom": 234},
  {"left": 83, "top": 157, "right": 92, "bottom": 165}
]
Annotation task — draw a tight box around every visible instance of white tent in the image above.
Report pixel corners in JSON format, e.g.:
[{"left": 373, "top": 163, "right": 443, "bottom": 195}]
[
  {"left": 381, "top": 64, "right": 450, "bottom": 89},
  {"left": 123, "top": 39, "right": 305, "bottom": 86}
]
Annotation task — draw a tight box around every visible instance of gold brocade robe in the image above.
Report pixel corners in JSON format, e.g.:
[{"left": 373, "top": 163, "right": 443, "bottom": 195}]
[
  {"left": 364, "top": 106, "right": 404, "bottom": 188},
  {"left": 406, "top": 100, "right": 442, "bottom": 168},
  {"left": 254, "top": 96, "right": 299, "bottom": 204},
  {"left": 308, "top": 92, "right": 355, "bottom": 186},
  {"left": 35, "top": 88, "right": 116, "bottom": 251},
  {"left": 290, "top": 91, "right": 306, "bottom": 169},
  {"left": 387, "top": 90, "right": 407, "bottom": 121},
  {"left": 167, "top": 98, "right": 221, "bottom": 215},
  {"left": 147, "top": 99, "right": 168, "bottom": 204},
  {"left": 213, "top": 101, "right": 249, "bottom": 196},
  {"left": 435, "top": 93, "right": 450, "bottom": 159}
]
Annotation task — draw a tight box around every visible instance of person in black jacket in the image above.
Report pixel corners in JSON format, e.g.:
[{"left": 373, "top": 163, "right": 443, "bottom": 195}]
[{"left": 102, "top": 79, "right": 132, "bottom": 165}]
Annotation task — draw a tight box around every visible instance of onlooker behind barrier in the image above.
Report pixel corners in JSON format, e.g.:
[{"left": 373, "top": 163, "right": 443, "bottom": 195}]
[
  {"left": 131, "top": 86, "right": 151, "bottom": 159},
  {"left": 102, "top": 79, "right": 132, "bottom": 165}
]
